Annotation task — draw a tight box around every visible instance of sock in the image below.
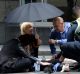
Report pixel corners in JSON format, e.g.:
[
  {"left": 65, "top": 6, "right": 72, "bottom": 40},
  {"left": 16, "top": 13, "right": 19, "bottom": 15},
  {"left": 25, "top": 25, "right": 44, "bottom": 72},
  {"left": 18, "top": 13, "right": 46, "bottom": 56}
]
[{"left": 52, "top": 60, "right": 62, "bottom": 72}]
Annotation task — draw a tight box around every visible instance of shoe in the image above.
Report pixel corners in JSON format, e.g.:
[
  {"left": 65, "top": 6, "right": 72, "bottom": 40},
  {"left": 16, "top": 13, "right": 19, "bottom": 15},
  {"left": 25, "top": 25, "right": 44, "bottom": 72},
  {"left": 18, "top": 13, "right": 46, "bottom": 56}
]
[
  {"left": 71, "top": 63, "right": 80, "bottom": 70},
  {"left": 44, "top": 66, "right": 53, "bottom": 73}
]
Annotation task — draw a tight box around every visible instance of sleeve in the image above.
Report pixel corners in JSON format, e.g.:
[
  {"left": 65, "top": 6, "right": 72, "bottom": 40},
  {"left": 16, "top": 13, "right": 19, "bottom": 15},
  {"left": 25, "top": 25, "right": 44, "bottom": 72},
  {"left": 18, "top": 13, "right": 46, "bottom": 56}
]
[
  {"left": 49, "top": 31, "right": 56, "bottom": 39},
  {"left": 67, "top": 21, "right": 78, "bottom": 42},
  {"left": 49, "top": 31, "right": 56, "bottom": 54},
  {"left": 18, "top": 47, "right": 36, "bottom": 62},
  {"left": 56, "top": 39, "right": 67, "bottom": 45}
]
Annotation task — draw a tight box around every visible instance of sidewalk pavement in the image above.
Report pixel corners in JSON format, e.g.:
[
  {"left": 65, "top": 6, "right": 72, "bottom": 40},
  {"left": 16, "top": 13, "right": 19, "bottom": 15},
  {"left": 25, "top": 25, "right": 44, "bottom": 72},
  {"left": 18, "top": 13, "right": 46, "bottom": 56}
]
[{"left": 0, "top": 45, "right": 61, "bottom": 53}]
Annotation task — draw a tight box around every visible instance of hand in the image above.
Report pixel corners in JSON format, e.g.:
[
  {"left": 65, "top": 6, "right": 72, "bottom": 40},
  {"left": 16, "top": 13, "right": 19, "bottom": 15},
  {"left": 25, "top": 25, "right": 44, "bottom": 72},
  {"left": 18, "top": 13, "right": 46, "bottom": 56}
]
[
  {"left": 34, "top": 28, "right": 40, "bottom": 39},
  {"left": 35, "top": 33, "right": 40, "bottom": 39},
  {"left": 61, "top": 64, "right": 70, "bottom": 72},
  {"left": 34, "top": 33, "right": 42, "bottom": 46},
  {"left": 48, "top": 39, "right": 57, "bottom": 44}
]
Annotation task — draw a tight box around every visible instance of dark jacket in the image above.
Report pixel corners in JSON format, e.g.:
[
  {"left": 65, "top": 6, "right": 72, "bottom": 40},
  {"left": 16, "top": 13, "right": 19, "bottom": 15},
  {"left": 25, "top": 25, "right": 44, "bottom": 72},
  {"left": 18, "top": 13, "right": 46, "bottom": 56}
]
[
  {"left": 0, "top": 39, "right": 27, "bottom": 66},
  {"left": 18, "top": 34, "right": 38, "bottom": 57},
  {"left": 18, "top": 34, "right": 37, "bottom": 47}
]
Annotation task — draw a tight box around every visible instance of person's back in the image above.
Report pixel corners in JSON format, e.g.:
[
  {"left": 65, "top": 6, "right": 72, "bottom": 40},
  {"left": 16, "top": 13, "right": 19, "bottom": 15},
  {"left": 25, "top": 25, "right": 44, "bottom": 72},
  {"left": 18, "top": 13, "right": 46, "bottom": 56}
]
[
  {"left": 51, "top": 5, "right": 80, "bottom": 72},
  {"left": 0, "top": 39, "right": 22, "bottom": 58},
  {"left": 0, "top": 38, "right": 33, "bottom": 73}
]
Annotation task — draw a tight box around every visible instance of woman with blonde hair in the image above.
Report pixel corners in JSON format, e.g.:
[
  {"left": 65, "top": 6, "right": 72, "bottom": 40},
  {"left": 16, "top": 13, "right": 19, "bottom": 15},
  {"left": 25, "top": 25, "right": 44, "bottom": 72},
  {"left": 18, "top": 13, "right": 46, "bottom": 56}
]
[
  {"left": 0, "top": 22, "right": 41, "bottom": 73},
  {"left": 19, "top": 22, "right": 41, "bottom": 57}
]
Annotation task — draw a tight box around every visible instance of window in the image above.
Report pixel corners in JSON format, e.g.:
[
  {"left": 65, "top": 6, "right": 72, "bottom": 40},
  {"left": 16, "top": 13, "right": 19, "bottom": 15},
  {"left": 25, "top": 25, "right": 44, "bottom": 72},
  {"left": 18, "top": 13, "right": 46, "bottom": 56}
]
[
  {"left": 19, "top": 0, "right": 25, "bottom": 5},
  {"left": 41, "top": 0, "right": 47, "bottom": 3},
  {"left": 25, "top": 0, "right": 36, "bottom": 4},
  {"left": 19, "top": 0, "right": 37, "bottom": 5}
]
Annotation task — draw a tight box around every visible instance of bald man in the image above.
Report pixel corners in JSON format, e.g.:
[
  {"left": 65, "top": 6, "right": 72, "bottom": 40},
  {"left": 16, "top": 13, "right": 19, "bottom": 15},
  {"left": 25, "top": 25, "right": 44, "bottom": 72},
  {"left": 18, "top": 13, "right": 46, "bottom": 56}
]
[
  {"left": 48, "top": 17, "right": 71, "bottom": 58},
  {"left": 51, "top": 6, "right": 80, "bottom": 72}
]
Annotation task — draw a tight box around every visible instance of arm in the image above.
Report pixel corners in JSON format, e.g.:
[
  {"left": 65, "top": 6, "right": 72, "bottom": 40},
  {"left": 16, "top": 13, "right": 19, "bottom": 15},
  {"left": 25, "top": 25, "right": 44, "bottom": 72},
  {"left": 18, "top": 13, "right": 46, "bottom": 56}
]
[
  {"left": 48, "top": 31, "right": 57, "bottom": 44},
  {"left": 35, "top": 33, "right": 42, "bottom": 46},
  {"left": 33, "top": 28, "right": 42, "bottom": 47},
  {"left": 19, "top": 46, "right": 37, "bottom": 62},
  {"left": 49, "top": 31, "right": 56, "bottom": 54},
  {"left": 49, "top": 31, "right": 57, "bottom": 45},
  {"left": 49, "top": 31, "right": 67, "bottom": 45}
]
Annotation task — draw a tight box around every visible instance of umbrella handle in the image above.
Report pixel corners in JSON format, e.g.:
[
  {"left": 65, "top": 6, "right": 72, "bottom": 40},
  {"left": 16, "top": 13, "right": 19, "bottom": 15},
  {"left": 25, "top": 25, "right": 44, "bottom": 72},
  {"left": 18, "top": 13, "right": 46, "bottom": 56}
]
[{"left": 34, "top": 27, "right": 37, "bottom": 34}]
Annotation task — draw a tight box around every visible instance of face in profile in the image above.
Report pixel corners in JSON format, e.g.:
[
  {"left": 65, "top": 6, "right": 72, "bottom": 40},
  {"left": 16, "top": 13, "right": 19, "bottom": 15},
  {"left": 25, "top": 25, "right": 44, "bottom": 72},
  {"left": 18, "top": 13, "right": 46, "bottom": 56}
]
[{"left": 24, "top": 25, "right": 33, "bottom": 35}]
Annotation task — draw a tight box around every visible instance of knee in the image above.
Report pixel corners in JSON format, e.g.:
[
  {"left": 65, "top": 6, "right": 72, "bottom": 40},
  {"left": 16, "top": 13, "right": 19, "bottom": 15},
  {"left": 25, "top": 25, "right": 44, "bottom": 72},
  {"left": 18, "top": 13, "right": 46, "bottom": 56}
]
[{"left": 24, "top": 58, "right": 31, "bottom": 64}]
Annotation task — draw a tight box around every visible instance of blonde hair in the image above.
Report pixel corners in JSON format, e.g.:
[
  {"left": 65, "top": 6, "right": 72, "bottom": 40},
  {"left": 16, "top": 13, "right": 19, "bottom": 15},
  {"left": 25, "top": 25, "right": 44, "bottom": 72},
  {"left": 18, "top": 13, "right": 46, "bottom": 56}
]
[{"left": 20, "top": 22, "right": 33, "bottom": 35}]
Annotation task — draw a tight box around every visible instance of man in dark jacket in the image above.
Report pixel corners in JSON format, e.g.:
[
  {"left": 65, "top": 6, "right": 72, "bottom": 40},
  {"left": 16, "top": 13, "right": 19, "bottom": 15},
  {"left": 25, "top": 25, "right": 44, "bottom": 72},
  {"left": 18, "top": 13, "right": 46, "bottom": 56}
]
[{"left": 0, "top": 38, "right": 35, "bottom": 73}]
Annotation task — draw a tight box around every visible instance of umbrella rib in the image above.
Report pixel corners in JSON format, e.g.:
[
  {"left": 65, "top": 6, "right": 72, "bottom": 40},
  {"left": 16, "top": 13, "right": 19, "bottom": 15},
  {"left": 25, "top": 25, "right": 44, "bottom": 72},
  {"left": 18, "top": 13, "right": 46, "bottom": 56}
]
[
  {"left": 33, "top": 4, "right": 42, "bottom": 21},
  {"left": 18, "top": 5, "right": 28, "bottom": 22},
  {"left": 27, "top": 3, "right": 31, "bottom": 21},
  {"left": 17, "top": 4, "right": 31, "bottom": 22}
]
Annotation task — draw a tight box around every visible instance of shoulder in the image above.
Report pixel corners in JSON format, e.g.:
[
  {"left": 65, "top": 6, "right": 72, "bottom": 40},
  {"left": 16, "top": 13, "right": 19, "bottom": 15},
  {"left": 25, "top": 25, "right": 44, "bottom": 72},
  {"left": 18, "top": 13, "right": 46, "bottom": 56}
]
[
  {"left": 51, "top": 29, "right": 56, "bottom": 34},
  {"left": 64, "top": 22, "right": 71, "bottom": 28}
]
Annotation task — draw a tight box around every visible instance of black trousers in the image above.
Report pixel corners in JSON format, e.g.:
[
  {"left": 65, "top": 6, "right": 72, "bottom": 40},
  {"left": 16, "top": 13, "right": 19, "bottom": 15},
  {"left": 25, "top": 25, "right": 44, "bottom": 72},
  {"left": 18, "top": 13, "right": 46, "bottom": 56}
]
[
  {"left": 32, "top": 47, "right": 38, "bottom": 58},
  {"left": 60, "top": 41, "right": 80, "bottom": 62},
  {"left": 1, "top": 57, "right": 32, "bottom": 73}
]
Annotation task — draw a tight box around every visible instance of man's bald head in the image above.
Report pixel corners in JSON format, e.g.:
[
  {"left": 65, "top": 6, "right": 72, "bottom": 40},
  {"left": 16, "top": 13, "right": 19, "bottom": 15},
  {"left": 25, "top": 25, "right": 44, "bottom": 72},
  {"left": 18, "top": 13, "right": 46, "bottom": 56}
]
[
  {"left": 53, "top": 17, "right": 64, "bottom": 32},
  {"left": 53, "top": 17, "right": 64, "bottom": 25}
]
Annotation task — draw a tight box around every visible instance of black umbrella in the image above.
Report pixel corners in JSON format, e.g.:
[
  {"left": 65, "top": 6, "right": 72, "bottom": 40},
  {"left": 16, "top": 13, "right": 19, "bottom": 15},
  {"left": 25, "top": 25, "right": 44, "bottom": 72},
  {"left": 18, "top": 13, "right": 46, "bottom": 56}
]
[{"left": 5, "top": 3, "right": 64, "bottom": 23}]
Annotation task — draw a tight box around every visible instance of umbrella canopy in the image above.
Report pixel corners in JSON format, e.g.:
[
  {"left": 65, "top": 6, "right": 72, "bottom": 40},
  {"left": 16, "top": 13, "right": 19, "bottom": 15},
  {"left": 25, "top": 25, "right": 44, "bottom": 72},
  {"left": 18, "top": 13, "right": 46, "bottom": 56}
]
[{"left": 5, "top": 3, "right": 64, "bottom": 23}]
